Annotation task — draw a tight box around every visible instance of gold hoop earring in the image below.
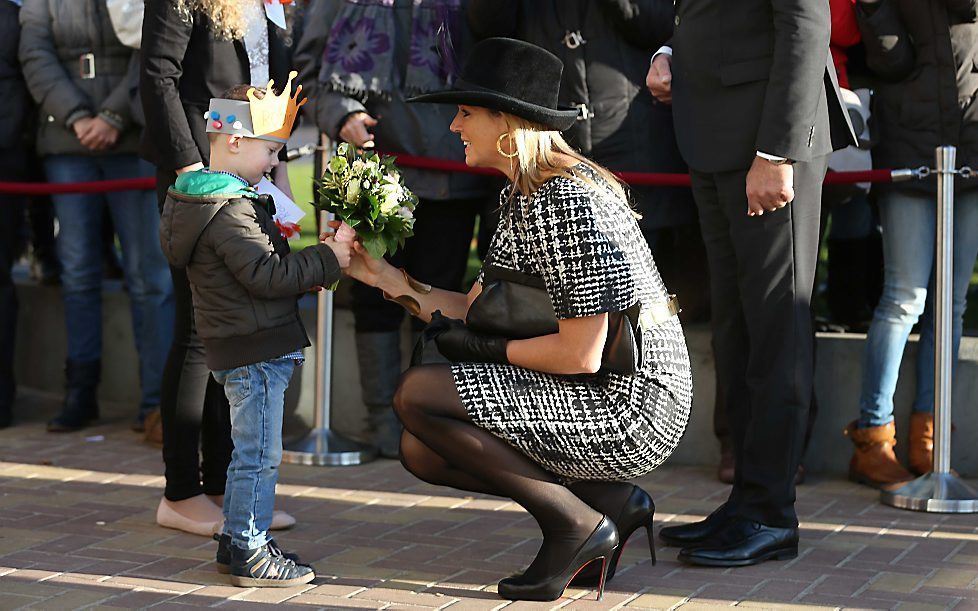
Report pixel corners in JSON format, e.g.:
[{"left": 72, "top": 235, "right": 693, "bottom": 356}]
[{"left": 496, "top": 133, "right": 518, "bottom": 159}]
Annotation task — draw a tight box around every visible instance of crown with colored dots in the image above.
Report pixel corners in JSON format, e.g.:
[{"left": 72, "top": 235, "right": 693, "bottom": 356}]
[{"left": 204, "top": 71, "right": 307, "bottom": 143}]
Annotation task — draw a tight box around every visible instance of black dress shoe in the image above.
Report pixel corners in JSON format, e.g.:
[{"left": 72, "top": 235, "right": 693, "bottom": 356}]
[
  {"left": 678, "top": 518, "right": 798, "bottom": 567},
  {"left": 497, "top": 516, "right": 619, "bottom": 602},
  {"left": 659, "top": 503, "right": 731, "bottom": 547}
]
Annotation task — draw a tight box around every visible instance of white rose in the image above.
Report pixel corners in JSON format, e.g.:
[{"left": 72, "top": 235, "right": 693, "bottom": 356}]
[
  {"left": 378, "top": 183, "right": 402, "bottom": 214},
  {"left": 345, "top": 180, "right": 361, "bottom": 203},
  {"left": 397, "top": 206, "right": 413, "bottom": 219}
]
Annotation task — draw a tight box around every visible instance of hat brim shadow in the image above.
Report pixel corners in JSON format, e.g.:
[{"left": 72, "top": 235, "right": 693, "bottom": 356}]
[{"left": 408, "top": 89, "right": 579, "bottom": 132}]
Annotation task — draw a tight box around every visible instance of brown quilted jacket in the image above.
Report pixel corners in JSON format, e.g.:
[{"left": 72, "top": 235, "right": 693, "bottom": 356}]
[{"left": 159, "top": 190, "right": 340, "bottom": 370}]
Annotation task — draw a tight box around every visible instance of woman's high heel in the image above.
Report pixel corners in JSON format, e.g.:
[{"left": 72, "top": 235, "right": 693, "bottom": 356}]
[
  {"left": 497, "top": 516, "right": 619, "bottom": 602},
  {"left": 570, "top": 485, "right": 656, "bottom": 587}
]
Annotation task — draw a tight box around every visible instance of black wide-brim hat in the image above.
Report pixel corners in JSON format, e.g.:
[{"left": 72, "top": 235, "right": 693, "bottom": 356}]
[{"left": 408, "top": 37, "right": 579, "bottom": 131}]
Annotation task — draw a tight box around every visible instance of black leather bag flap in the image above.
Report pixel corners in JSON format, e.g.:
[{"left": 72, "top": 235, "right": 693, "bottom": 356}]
[
  {"left": 465, "top": 264, "right": 643, "bottom": 375},
  {"left": 467, "top": 265, "right": 559, "bottom": 339}
]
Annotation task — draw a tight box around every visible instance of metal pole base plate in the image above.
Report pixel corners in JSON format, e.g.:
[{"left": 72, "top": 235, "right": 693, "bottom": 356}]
[
  {"left": 880, "top": 472, "right": 978, "bottom": 513},
  {"left": 282, "top": 429, "right": 378, "bottom": 466}
]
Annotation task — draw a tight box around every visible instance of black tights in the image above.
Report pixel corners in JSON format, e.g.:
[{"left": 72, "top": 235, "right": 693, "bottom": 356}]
[{"left": 394, "top": 365, "right": 614, "bottom": 579}]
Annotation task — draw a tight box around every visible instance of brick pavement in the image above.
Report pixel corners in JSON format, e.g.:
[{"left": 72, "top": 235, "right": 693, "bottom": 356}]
[{"left": 0, "top": 390, "right": 977, "bottom": 610}]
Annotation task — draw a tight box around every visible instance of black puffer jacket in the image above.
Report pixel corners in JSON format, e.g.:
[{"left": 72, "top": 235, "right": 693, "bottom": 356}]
[
  {"left": 857, "top": 0, "right": 978, "bottom": 192},
  {"left": 467, "top": 0, "right": 695, "bottom": 229},
  {"left": 159, "top": 191, "right": 341, "bottom": 370}
]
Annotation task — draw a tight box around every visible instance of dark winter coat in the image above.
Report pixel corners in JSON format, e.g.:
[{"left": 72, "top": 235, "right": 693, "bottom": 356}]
[
  {"left": 0, "top": 0, "right": 30, "bottom": 152},
  {"left": 139, "top": 0, "right": 292, "bottom": 173},
  {"left": 467, "top": 0, "right": 695, "bottom": 229},
  {"left": 18, "top": 0, "right": 139, "bottom": 156},
  {"left": 856, "top": 0, "right": 978, "bottom": 192},
  {"left": 159, "top": 187, "right": 341, "bottom": 370},
  {"left": 294, "top": 0, "right": 496, "bottom": 202}
]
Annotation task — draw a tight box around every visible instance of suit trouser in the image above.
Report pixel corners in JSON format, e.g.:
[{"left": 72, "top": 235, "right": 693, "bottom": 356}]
[{"left": 691, "top": 155, "right": 828, "bottom": 528}]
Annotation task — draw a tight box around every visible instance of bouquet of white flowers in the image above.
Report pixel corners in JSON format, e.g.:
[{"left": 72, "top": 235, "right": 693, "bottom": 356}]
[{"left": 316, "top": 143, "right": 419, "bottom": 260}]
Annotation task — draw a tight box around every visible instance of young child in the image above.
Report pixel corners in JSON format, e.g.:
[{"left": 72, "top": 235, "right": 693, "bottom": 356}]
[{"left": 158, "top": 74, "right": 349, "bottom": 587}]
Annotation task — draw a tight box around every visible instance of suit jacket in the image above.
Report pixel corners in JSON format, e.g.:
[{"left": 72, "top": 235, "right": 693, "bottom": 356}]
[
  {"left": 138, "top": 0, "right": 291, "bottom": 172},
  {"left": 670, "top": 0, "right": 855, "bottom": 173}
]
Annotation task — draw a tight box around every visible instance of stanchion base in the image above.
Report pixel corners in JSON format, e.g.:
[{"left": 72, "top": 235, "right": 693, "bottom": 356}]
[
  {"left": 880, "top": 472, "right": 978, "bottom": 513},
  {"left": 282, "top": 429, "right": 378, "bottom": 466}
]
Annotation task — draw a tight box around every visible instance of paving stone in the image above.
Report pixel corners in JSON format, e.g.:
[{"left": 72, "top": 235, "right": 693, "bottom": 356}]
[
  {"left": 924, "top": 568, "right": 978, "bottom": 589},
  {"left": 231, "top": 584, "right": 317, "bottom": 604},
  {"left": 0, "top": 593, "right": 40, "bottom": 607},
  {"left": 1, "top": 398, "right": 977, "bottom": 610},
  {"left": 626, "top": 591, "right": 690, "bottom": 608},
  {"left": 869, "top": 572, "right": 927, "bottom": 594}
]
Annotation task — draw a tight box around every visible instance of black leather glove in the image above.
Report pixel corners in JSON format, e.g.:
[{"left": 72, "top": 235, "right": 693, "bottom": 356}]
[{"left": 429, "top": 311, "right": 509, "bottom": 365}]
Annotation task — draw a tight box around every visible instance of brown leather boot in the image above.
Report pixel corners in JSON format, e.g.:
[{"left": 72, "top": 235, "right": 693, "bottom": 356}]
[
  {"left": 908, "top": 412, "right": 934, "bottom": 476},
  {"left": 844, "top": 421, "right": 913, "bottom": 489}
]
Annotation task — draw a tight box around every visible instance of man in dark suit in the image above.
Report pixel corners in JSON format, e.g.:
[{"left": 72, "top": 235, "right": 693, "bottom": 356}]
[{"left": 647, "top": 0, "right": 855, "bottom": 567}]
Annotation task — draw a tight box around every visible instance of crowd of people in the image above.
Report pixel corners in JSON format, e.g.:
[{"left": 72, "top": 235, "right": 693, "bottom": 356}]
[{"left": 0, "top": 0, "right": 974, "bottom": 599}]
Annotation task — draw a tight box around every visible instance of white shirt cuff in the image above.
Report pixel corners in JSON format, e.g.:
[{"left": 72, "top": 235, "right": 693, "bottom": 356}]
[
  {"left": 651, "top": 46, "right": 673, "bottom": 65},
  {"left": 757, "top": 151, "right": 789, "bottom": 163}
]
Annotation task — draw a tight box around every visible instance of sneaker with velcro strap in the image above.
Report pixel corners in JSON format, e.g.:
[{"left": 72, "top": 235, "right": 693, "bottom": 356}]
[
  {"left": 213, "top": 533, "right": 306, "bottom": 574},
  {"left": 228, "top": 541, "right": 315, "bottom": 587}
]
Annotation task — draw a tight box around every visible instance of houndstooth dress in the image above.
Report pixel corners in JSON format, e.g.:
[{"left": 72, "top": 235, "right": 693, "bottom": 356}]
[{"left": 451, "top": 165, "right": 692, "bottom": 481}]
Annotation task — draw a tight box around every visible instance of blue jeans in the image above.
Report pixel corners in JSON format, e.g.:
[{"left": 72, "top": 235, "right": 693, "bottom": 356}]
[
  {"left": 45, "top": 154, "right": 174, "bottom": 414},
  {"left": 213, "top": 357, "right": 296, "bottom": 551},
  {"left": 858, "top": 189, "right": 978, "bottom": 427}
]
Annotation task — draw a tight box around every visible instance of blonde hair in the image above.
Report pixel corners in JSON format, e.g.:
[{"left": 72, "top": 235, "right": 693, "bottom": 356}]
[
  {"left": 176, "top": 0, "right": 250, "bottom": 41},
  {"left": 498, "top": 113, "right": 629, "bottom": 206}
]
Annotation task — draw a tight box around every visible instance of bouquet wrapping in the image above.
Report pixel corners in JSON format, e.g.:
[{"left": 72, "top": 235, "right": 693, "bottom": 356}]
[{"left": 316, "top": 143, "right": 419, "bottom": 260}]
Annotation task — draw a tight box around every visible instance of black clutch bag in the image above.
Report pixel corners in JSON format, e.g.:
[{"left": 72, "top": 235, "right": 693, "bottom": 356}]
[{"left": 466, "top": 264, "right": 644, "bottom": 375}]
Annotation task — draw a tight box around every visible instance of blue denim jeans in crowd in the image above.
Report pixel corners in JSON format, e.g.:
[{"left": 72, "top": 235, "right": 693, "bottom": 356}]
[
  {"left": 45, "top": 154, "right": 174, "bottom": 415},
  {"left": 858, "top": 189, "right": 978, "bottom": 427},
  {"left": 213, "top": 357, "right": 297, "bottom": 551}
]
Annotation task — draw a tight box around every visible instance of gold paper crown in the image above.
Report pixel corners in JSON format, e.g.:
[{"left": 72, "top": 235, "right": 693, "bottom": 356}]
[{"left": 247, "top": 71, "right": 307, "bottom": 143}]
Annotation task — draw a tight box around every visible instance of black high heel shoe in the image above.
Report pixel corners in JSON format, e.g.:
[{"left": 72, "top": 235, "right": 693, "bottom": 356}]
[
  {"left": 497, "top": 516, "right": 619, "bottom": 602},
  {"left": 570, "top": 485, "right": 656, "bottom": 587}
]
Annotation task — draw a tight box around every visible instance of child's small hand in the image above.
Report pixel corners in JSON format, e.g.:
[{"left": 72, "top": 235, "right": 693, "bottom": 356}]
[
  {"left": 322, "top": 235, "right": 352, "bottom": 269},
  {"left": 322, "top": 220, "right": 356, "bottom": 243},
  {"left": 334, "top": 221, "right": 356, "bottom": 244}
]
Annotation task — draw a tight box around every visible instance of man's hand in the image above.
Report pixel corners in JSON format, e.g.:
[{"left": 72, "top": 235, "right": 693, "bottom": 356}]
[
  {"left": 78, "top": 116, "right": 120, "bottom": 151},
  {"left": 338, "top": 112, "right": 378, "bottom": 149},
  {"left": 745, "top": 156, "right": 794, "bottom": 217},
  {"left": 646, "top": 53, "right": 673, "bottom": 104}
]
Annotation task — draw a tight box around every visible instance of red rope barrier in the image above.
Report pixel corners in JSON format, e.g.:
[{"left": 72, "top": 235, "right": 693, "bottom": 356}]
[
  {"left": 0, "top": 153, "right": 911, "bottom": 195},
  {"left": 0, "top": 177, "right": 156, "bottom": 195},
  {"left": 823, "top": 169, "right": 895, "bottom": 185},
  {"left": 387, "top": 152, "right": 898, "bottom": 187}
]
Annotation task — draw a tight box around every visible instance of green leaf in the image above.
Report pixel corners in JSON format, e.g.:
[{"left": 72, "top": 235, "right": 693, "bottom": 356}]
[{"left": 362, "top": 234, "right": 387, "bottom": 259}]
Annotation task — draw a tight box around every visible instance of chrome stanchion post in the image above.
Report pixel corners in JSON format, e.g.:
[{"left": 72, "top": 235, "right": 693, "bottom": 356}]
[
  {"left": 282, "top": 137, "right": 377, "bottom": 466},
  {"left": 881, "top": 145, "right": 978, "bottom": 512}
]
